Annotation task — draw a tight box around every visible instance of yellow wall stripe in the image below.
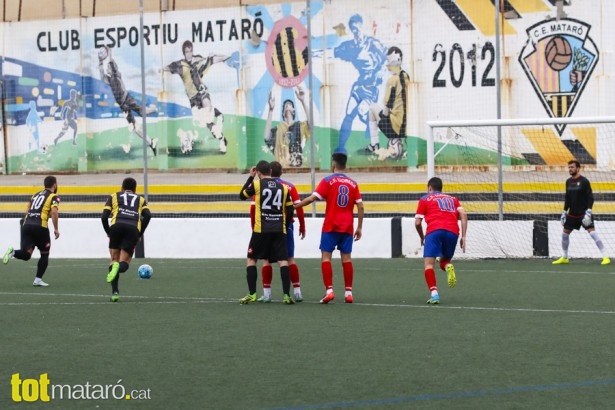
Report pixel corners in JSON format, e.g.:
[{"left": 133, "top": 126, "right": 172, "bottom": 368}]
[
  {"left": 570, "top": 127, "right": 597, "bottom": 160},
  {"left": 521, "top": 128, "right": 574, "bottom": 165}
]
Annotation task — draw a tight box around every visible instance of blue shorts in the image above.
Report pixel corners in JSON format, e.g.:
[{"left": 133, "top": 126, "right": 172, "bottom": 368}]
[
  {"left": 320, "top": 232, "right": 354, "bottom": 254},
  {"left": 424, "top": 229, "right": 458, "bottom": 259},
  {"left": 287, "top": 223, "right": 295, "bottom": 258}
]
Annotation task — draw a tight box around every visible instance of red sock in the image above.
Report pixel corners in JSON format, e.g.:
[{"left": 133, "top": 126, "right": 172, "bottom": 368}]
[
  {"left": 424, "top": 268, "right": 437, "bottom": 291},
  {"left": 342, "top": 261, "right": 353, "bottom": 291},
  {"left": 289, "top": 263, "right": 300, "bottom": 288},
  {"left": 321, "top": 261, "right": 333, "bottom": 290},
  {"left": 439, "top": 259, "right": 450, "bottom": 271},
  {"left": 261, "top": 265, "right": 273, "bottom": 288}
]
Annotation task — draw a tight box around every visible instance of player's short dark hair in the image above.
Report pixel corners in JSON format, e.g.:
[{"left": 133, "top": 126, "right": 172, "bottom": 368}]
[
  {"left": 182, "top": 40, "right": 193, "bottom": 55},
  {"left": 122, "top": 177, "right": 137, "bottom": 191},
  {"left": 44, "top": 176, "right": 57, "bottom": 189},
  {"left": 270, "top": 161, "right": 283, "bottom": 178},
  {"left": 256, "top": 160, "right": 271, "bottom": 176},
  {"left": 428, "top": 177, "right": 443, "bottom": 192},
  {"left": 332, "top": 152, "right": 347, "bottom": 169},
  {"left": 568, "top": 159, "right": 581, "bottom": 168}
]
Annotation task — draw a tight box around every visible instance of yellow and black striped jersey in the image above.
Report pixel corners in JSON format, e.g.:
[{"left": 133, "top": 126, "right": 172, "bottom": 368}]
[
  {"left": 241, "top": 178, "right": 292, "bottom": 234},
  {"left": 23, "top": 189, "right": 60, "bottom": 229},
  {"left": 103, "top": 190, "right": 149, "bottom": 232}
]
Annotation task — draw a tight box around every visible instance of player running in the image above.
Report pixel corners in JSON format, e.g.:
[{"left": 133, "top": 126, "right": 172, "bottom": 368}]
[
  {"left": 294, "top": 151, "right": 363, "bottom": 304},
  {"left": 414, "top": 177, "right": 467, "bottom": 304},
  {"left": 3, "top": 176, "right": 60, "bottom": 287},
  {"left": 101, "top": 177, "right": 152, "bottom": 302}
]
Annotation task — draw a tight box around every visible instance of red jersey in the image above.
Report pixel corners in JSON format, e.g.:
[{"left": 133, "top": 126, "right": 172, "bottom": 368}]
[
  {"left": 314, "top": 173, "right": 362, "bottom": 234},
  {"left": 415, "top": 192, "right": 462, "bottom": 236}
]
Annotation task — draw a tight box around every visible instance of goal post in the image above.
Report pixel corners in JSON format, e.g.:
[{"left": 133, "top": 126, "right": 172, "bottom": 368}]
[{"left": 424, "top": 116, "right": 615, "bottom": 259}]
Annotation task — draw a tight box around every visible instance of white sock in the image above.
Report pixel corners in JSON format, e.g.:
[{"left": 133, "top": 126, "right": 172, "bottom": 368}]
[
  {"left": 326, "top": 288, "right": 333, "bottom": 295},
  {"left": 561, "top": 233, "right": 570, "bottom": 258},
  {"left": 369, "top": 120, "right": 379, "bottom": 145},
  {"left": 431, "top": 290, "right": 438, "bottom": 297},
  {"left": 293, "top": 287, "right": 302, "bottom": 295},
  {"left": 344, "top": 290, "right": 352, "bottom": 297},
  {"left": 263, "top": 288, "right": 271, "bottom": 298},
  {"left": 589, "top": 231, "right": 607, "bottom": 257}
]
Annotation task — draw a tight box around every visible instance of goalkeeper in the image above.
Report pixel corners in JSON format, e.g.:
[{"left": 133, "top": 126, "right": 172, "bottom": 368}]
[{"left": 553, "top": 160, "right": 610, "bottom": 265}]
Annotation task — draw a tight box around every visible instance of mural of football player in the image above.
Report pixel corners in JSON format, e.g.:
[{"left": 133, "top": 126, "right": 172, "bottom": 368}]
[
  {"left": 54, "top": 89, "right": 79, "bottom": 146},
  {"left": 26, "top": 100, "right": 43, "bottom": 153},
  {"left": 366, "top": 46, "right": 409, "bottom": 160},
  {"left": 264, "top": 86, "right": 310, "bottom": 168},
  {"left": 164, "top": 40, "right": 231, "bottom": 154},
  {"left": 333, "top": 14, "right": 388, "bottom": 153},
  {"left": 98, "top": 46, "right": 158, "bottom": 156}
]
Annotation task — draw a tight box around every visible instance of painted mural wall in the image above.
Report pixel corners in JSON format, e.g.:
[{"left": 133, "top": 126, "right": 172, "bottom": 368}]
[{"left": 0, "top": 0, "right": 612, "bottom": 174}]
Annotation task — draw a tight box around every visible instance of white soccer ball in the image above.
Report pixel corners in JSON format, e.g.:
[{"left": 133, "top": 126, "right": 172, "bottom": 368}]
[
  {"left": 387, "top": 138, "right": 404, "bottom": 159},
  {"left": 137, "top": 264, "right": 153, "bottom": 279},
  {"left": 97, "top": 46, "right": 109, "bottom": 61}
]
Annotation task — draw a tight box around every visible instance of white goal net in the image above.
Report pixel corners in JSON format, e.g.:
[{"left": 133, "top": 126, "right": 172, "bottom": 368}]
[{"left": 426, "top": 117, "right": 615, "bottom": 259}]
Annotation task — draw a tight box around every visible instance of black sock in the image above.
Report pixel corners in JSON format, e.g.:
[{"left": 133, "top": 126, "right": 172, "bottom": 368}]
[
  {"left": 36, "top": 254, "right": 49, "bottom": 279},
  {"left": 111, "top": 275, "right": 120, "bottom": 294},
  {"left": 119, "top": 261, "right": 129, "bottom": 273},
  {"left": 280, "top": 265, "right": 291, "bottom": 295},
  {"left": 246, "top": 266, "right": 257, "bottom": 294}
]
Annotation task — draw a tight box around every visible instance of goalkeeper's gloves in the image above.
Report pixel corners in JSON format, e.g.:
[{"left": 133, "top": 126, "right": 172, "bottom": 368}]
[
  {"left": 582, "top": 209, "right": 592, "bottom": 227},
  {"left": 560, "top": 211, "right": 567, "bottom": 226}
]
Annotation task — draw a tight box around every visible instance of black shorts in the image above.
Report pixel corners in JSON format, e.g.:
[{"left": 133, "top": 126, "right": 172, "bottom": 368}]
[
  {"left": 108, "top": 223, "right": 140, "bottom": 254},
  {"left": 247, "top": 232, "right": 288, "bottom": 262},
  {"left": 564, "top": 214, "right": 594, "bottom": 231},
  {"left": 21, "top": 224, "right": 51, "bottom": 253}
]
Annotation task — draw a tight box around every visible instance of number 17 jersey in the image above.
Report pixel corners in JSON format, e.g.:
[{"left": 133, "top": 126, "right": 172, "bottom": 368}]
[{"left": 415, "top": 192, "right": 462, "bottom": 236}]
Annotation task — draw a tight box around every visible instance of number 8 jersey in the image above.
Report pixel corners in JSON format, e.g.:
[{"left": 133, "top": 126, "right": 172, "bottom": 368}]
[
  {"left": 314, "top": 173, "right": 362, "bottom": 235},
  {"left": 415, "top": 192, "right": 462, "bottom": 236}
]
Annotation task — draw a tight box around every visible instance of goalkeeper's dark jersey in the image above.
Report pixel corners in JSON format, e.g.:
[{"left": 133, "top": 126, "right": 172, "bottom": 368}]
[
  {"left": 564, "top": 175, "right": 593, "bottom": 217},
  {"left": 103, "top": 190, "right": 149, "bottom": 232}
]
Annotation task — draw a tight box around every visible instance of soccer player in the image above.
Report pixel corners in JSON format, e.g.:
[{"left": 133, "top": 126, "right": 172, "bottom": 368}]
[
  {"left": 250, "top": 161, "right": 306, "bottom": 302},
  {"left": 98, "top": 46, "right": 158, "bottom": 156},
  {"left": 333, "top": 14, "right": 387, "bottom": 153},
  {"left": 414, "top": 177, "right": 467, "bottom": 304},
  {"left": 101, "top": 177, "right": 152, "bottom": 302},
  {"left": 294, "top": 151, "right": 364, "bottom": 304},
  {"left": 164, "top": 40, "right": 229, "bottom": 154},
  {"left": 264, "top": 86, "right": 311, "bottom": 167},
  {"left": 552, "top": 160, "right": 610, "bottom": 265},
  {"left": 366, "top": 46, "right": 409, "bottom": 158},
  {"left": 3, "top": 176, "right": 60, "bottom": 287},
  {"left": 54, "top": 88, "right": 79, "bottom": 146},
  {"left": 239, "top": 160, "right": 295, "bottom": 305}
]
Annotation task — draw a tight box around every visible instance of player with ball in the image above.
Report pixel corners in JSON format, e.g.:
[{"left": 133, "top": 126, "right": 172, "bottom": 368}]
[{"left": 101, "top": 177, "right": 152, "bottom": 302}]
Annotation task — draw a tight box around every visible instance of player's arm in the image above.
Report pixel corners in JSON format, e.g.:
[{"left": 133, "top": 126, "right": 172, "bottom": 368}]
[
  {"left": 264, "top": 90, "right": 275, "bottom": 142},
  {"left": 50, "top": 205, "right": 60, "bottom": 240},
  {"left": 354, "top": 200, "right": 364, "bottom": 241},
  {"left": 294, "top": 193, "right": 318, "bottom": 209},
  {"left": 98, "top": 61, "right": 110, "bottom": 84},
  {"left": 249, "top": 198, "right": 256, "bottom": 230},
  {"left": 458, "top": 207, "right": 467, "bottom": 253},
  {"left": 414, "top": 215, "right": 424, "bottom": 246},
  {"left": 140, "top": 207, "right": 152, "bottom": 237},
  {"left": 239, "top": 167, "right": 257, "bottom": 200},
  {"left": 295, "top": 86, "right": 310, "bottom": 127},
  {"left": 101, "top": 195, "right": 113, "bottom": 235}
]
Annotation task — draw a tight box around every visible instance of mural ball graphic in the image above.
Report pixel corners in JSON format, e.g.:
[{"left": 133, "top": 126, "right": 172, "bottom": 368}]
[{"left": 545, "top": 36, "right": 572, "bottom": 71}]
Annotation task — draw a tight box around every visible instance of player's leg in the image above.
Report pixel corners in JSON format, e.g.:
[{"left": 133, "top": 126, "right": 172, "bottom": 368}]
[
  {"left": 286, "top": 224, "right": 302, "bottom": 301},
  {"left": 423, "top": 232, "right": 441, "bottom": 304},
  {"left": 336, "top": 93, "right": 360, "bottom": 150},
  {"left": 338, "top": 234, "right": 355, "bottom": 303},
  {"left": 5, "top": 225, "right": 36, "bottom": 264},
  {"left": 366, "top": 103, "right": 382, "bottom": 152},
  {"left": 553, "top": 226, "right": 574, "bottom": 264},
  {"left": 319, "top": 232, "right": 338, "bottom": 304},
  {"left": 203, "top": 98, "right": 227, "bottom": 154},
  {"left": 586, "top": 226, "right": 610, "bottom": 264},
  {"left": 241, "top": 233, "right": 261, "bottom": 303},
  {"left": 438, "top": 231, "right": 459, "bottom": 288},
  {"left": 54, "top": 121, "right": 68, "bottom": 145},
  {"left": 107, "top": 225, "right": 123, "bottom": 284},
  {"left": 258, "top": 260, "right": 273, "bottom": 302},
  {"left": 32, "top": 227, "right": 52, "bottom": 287},
  {"left": 272, "top": 233, "right": 292, "bottom": 303},
  {"left": 70, "top": 119, "right": 78, "bottom": 145}
]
